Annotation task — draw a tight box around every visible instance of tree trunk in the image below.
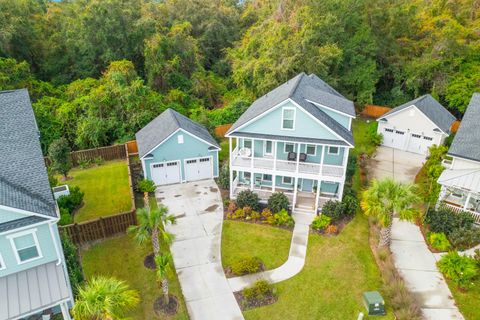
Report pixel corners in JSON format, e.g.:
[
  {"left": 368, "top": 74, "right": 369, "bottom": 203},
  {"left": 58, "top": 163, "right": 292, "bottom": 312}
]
[
  {"left": 152, "top": 228, "right": 160, "bottom": 257},
  {"left": 378, "top": 224, "right": 392, "bottom": 248},
  {"left": 144, "top": 191, "right": 150, "bottom": 210},
  {"left": 162, "top": 279, "right": 169, "bottom": 305}
]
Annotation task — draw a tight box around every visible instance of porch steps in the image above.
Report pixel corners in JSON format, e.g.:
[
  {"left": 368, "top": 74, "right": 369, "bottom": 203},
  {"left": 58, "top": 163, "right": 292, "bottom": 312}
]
[{"left": 293, "top": 205, "right": 315, "bottom": 215}]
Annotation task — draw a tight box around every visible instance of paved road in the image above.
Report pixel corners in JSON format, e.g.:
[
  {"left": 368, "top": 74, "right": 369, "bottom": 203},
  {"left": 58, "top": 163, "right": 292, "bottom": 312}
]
[{"left": 156, "top": 180, "right": 244, "bottom": 320}]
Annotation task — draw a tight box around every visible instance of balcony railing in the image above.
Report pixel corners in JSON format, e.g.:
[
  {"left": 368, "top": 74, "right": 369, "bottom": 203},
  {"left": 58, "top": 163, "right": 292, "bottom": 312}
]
[
  {"left": 442, "top": 202, "right": 480, "bottom": 224},
  {"left": 231, "top": 148, "right": 344, "bottom": 178}
]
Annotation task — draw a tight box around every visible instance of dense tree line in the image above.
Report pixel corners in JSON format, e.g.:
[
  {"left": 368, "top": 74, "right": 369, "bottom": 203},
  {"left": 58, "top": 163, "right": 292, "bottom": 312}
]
[{"left": 1, "top": 0, "right": 479, "bottom": 152}]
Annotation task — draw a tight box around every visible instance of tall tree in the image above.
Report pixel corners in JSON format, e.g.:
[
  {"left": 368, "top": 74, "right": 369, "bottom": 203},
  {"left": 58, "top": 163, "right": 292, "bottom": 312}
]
[{"left": 155, "top": 253, "right": 174, "bottom": 305}]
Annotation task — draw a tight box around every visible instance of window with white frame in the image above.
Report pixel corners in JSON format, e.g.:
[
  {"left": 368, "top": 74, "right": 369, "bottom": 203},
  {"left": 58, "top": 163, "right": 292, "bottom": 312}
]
[
  {"left": 0, "top": 253, "right": 5, "bottom": 270},
  {"left": 8, "top": 230, "right": 42, "bottom": 264},
  {"left": 244, "top": 172, "right": 251, "bottom": 179},
  {"left": 263, "top": 174, "right": 272, "bottom": 182},
  {"left": 284, "top": 143, "right": 295, "bottom": 153},
  {"left": 282, "top": 176, "right": 293, "bottom": 184},
  {"left": 243, "top": 139, "right": 252, "bottom": 149},
  {"left": 328, "top": 146, "right": 339, "bottom": 155},
  {"left": 264, "top": 140, "right": 273, "bottom": 155},
  {"left": 282, "top": 107, "right": 295, "bottom": 130},
  {"left": 177, "top": 134, "right": 184, "bottom": 144},
  {"left": 306, "top": 144, "right": 316, "bottom": 156}
]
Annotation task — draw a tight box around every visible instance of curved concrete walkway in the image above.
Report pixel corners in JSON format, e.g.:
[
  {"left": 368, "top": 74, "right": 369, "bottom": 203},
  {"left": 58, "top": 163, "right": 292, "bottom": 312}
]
[
  {"left": 157, "top": 180, "right": 244, "bottom": 320},
  {"left": 228, "top": 211, "right": 314, "bottom": 292}
]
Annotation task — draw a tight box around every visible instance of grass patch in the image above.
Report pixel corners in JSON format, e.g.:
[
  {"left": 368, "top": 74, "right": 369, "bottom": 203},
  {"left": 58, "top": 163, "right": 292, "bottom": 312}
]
[
  {"left": 222, "top": 220, "right": 291, "bottom": 271},
  {"left": 61, "top": 160, "right": 132, "bottom": 222},
  {"left": 447, "top": 278, "right": 480, "bottom": 319},
  {"left": 81, "top": 234, "right": 188, "bottom": 320},
  {"left": 351, "top": 118, "right": 378, "bottom": 157},
  {"left": 243, "top": 214, "right": 394, "bottom": 320}
]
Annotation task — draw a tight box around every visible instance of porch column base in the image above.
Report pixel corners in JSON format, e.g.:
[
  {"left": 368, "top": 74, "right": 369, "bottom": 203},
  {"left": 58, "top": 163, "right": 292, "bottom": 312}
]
[{"left": 60, "top": 302, "right": 72, "bottom": 320}]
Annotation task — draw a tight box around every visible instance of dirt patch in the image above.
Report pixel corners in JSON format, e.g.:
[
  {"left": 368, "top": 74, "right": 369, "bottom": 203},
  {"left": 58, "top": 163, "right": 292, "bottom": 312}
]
[
  {"left": 174, "top": 194, "right": 182, "bottom": 198},
  {"left": 210, "top": 187, "right": 218, "bottom": 192},
  {"left": 310, "top": 216, "right": 353, "bottom": 236},
  {"left": 144, "top": 253, "right": 156, "bottom": 269},
  {"left": 154, "top": 295, "right": 178, "bottom": 316},
  {"left": 205, "top": 204, "right": 219, "bottom": 212},
  {"left": 234, "top": 290, "right": 277, "bottom": 311}
]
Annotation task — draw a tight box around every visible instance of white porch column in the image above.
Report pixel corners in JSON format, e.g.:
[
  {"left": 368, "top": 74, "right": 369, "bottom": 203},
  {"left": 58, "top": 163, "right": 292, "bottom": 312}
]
[
  {"left": 251, "top": 139, "right": 255, "bottom": 169},
  {"left": 337, "top": 181, "right": 345, "bottom": 201},
  {"left": 463, "top": 191, "right": 472, "bottom": 210},
  {"left": 272, "top": 175, "right": 276, "bottom": 192},
  {"left": 320, "top": 145, "right": 326, "bottom": 174},
  {"left": 314, "top": 179, "right": 322, "bottom": 214},
  {"left": 250, "top": 172, "right": 254, "bottom": 190},
  {"left": 292, "top": 176, "right": 298, "bottom": 209},
  {"left": 274, "top": 140, "right": 278, "bottom": 170},
  {"left": 229, "top": 137, "right": 233, "bottom": 198},
  {"left": 296, "top": 143, "right": 301, "bottom": 173},
  {"left": 60, "top": 302, "right": 72, "bottom": 320}
]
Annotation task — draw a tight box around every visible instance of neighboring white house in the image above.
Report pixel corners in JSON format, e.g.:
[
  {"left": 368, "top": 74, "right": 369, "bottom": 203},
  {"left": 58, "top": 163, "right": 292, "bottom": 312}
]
[
  {"left": 226, "top": 73, "right": 355, "bottom": 213},
  {"left": 437, "top": 93, "right": 480, "bottom": 224},
  {"left": 377, "top": 94, "right": 456, "bottom": 155}
]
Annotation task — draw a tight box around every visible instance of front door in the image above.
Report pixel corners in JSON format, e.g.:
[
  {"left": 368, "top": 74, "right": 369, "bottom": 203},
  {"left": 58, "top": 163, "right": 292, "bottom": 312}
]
[{"left": 301, "top": 179, "right": 314, "bottom": 192}]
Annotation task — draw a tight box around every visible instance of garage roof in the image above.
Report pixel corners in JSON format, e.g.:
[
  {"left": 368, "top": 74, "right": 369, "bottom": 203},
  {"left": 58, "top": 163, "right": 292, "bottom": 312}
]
[
  {"left": 380, "top": 94, "right": 455, "bottom": 133},
  {"left": 448, "top": 93, "right": 480, "bottom": 162},
  {"left": 136, "top": 108, "right": 220, "bottom": 158}
]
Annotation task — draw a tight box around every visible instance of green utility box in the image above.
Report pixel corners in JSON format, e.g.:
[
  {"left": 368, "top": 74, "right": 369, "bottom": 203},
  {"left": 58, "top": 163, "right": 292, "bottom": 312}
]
[{"left": 363, "top": 291, "right": 386, "bottom": 316}]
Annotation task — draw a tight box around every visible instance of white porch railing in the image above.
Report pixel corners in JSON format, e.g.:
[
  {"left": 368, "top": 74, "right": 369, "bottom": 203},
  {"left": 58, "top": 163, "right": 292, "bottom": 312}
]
[{"left": 443, "top": 202, "right": 480, "bottom": 224}]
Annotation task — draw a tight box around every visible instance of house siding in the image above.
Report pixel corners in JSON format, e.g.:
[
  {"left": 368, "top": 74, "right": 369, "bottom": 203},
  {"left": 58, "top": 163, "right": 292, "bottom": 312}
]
[
  {"left": 0, "top": 208, "right": 27, "bottom": 224},
  {"left": 0, "top": 222, "right": 58, "bottom": 277},
  {"left": 143, "top": 130, "right": 219, "bottom": 181},
  {"left": 315, "top": 104, "right": 351, "bottom": 129}
]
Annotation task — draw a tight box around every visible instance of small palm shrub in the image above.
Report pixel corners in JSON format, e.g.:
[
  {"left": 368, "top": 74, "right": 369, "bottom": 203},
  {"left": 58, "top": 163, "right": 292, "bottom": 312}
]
[
  {"left": 448, "top": 228, "right": 480, "bottom": 250},
  {"left": 236, "top": 190, "right": 260, "bottom": 211},
  {"left": 137, "top": 178, "right": 156, "bottom": 193},
  {"left": 312, "top": 215, "right": 331, "bottom": 231},
  {"left": 273, "top": 209, "right": 294, "bottom": 227},
  {"left": 427, "top": 232, "right": 451, "bottom": 251},
  {"left": 438, "top": 251, "right": 478, "bottom": 289},
  {"left": 231, "top": 257, "right": 263, "bottom": 275},
  {"left": 267, "top": 192, "right": 289, "bottom": 213}
]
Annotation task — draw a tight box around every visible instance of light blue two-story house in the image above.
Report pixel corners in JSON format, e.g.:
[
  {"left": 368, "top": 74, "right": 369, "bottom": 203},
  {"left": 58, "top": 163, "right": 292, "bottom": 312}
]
[
  {"left": 0, "top": 90, "right": 73, "bottom": 320},
  {"left": 226, "top": 73, "right": 355, "bottom": 213}
]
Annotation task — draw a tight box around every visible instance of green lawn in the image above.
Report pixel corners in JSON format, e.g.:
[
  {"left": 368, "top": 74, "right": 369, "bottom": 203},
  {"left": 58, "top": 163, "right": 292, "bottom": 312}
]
[
  {"left": 62, "top": 160, "right": 132, "bottom": 222},
  {"left": 81, "top": 234, "right": 188, "bottom": 320},
  {"left": 243, "top": 214, "right": 394, "bottom": 320},
  {"left": 447, "top": 278, "right": 480, "bottom": 319},
  {"left": 222, "top": 220, "right": 292, "bottom": 270},
  {"left": 351, "top": 118, "right": 378, "bottom": 157}
]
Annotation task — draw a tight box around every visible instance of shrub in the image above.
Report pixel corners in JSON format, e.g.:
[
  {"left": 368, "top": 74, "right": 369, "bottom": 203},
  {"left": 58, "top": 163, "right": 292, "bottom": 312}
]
[
  {"left": 231, "top": 257, "right": 263, "bottom": 275},
  {"left": 242, "top": 280, "right": 274, "bottom": 302},
  {"left": 236, "top": 190, "right": 260, "bottom": 211},
  {"left": 217, "top": 164, "right": 230, "bottom": 189},
  {"left": 57, "top": 186, "right": 84, "bottom": 214},
  {"left": 321, "top": 200, "right": 345, "bottom": 222},
  {"left": 424, "top": 207, "right": 474, "bottom": 236},
  {"left": 448, "top": 228, "right": 480, "bottom": 250},
  {"left": 267, "top": 192, "right": 289, "bottom": 213},
  {"left": 427, "top": 232, "right": 451, "bottom": 251},
  {"left": 250, "top": 210, "right": 261, "bottom": 221},
  {"left": 243, "top": 206, "right": 252, "bottom": 217},
  {"left": 325, "top": 224, "right": 338, "bottom": 235},
  {"left": 367, "top": 124, "right": 383, "bottom": 146},
  {"left": 60, "top": 233, "right": 84, "bottom": 295},
  {"left": 312, "top": 215, "right": 331, "bottom": 231},
  {"left": 345, "top": 155, "right": 357, "bottom": 183},
  {"left": 261, "top": 208, "right": 272, "bottom": 219},
  {"left": 227, "top": 201, "right": 237, "bottom": 214},
  {"left": 136, "top": 179, "right": 156, "bottom": 193},
  {"left": 342, "top": 195, "right": 358, "bottom": 217},
  {"left": 78, "top": 159, "right": 92, "bottom": 169},
  {"left": 93, "top": 156, "right": 105, "bottom": 166},
  {"left": 232, "top": 208, "right": 245, "bottom": 219},
  {"left": 273, "top": 209, "right": 294, "bottom": 227},
  {"left": 59, "top": 208, "right": 73, "bottom": 226},
  {"left": 438, "top": 251, "right": 478, "bottom": 289}
]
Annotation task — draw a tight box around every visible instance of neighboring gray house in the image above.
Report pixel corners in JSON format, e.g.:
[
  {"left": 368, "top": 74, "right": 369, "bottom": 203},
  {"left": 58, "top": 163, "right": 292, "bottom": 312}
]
[
  {"left": 0, "top": 89, "right": 73, "bottom": 319},
  {"left": 438, "top": 93, "right": 480, "bottom": 224},
  {"left": 226, "top": 73, "right": 355, "bottom": 213},
  {"left": 136, "top": 108, "right": 220, "bottom": 186},
  {"left": 377, "top": 94, "right": 455, "bottom": 155}
]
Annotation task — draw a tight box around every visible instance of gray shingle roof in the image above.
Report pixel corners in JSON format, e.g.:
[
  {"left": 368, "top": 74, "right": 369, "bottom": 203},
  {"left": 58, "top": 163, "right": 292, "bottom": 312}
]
[
  {"left": 381, "top": 94, "right": 456, "bottom": 133},
  {"left": 0, "top": 89, "right": 57, "bottom": 218},
  {"left": 0, "top": 216, "right": 47, "bottom": 233},
  {"left": 135, "top": 108, "right": 220, "bottom": 158},
  {"left": 227, "top": 73, "right": 355, "bottom": 145},
  {"left": 448, "top": 93, "right": 480, "bottom": 162}
]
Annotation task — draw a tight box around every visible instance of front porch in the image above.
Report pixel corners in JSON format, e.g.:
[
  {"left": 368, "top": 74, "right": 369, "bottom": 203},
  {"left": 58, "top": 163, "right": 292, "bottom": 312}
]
[{"left": 439, "top": 186, "right": 480, "bottom": 224}]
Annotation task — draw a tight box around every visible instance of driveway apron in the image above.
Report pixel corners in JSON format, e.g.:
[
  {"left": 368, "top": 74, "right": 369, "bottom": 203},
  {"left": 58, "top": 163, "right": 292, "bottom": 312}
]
[{"left": 156, "top": 180, "right": 244, "bottom": 320}]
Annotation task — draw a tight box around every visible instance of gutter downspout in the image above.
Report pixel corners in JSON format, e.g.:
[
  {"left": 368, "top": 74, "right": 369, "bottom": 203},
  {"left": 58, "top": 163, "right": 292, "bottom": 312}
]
[{"left": 49, "top": 220, "right": 62, "bottom": 266}]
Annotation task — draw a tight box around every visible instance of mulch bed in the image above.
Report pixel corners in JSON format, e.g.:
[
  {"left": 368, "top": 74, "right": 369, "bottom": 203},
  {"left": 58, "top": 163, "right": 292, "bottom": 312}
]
[
  {"left": 234, "top": 291, "right": 277, "bottom": 311},
  {"left": 224, "top": 215, "right": 295, "bottom": 231},
  {"left": 144, "top": 253, "right": 156, "bottom": 269},
  {"left": 223, "top": 262, "right": 266, "bottom": 278},
  {"left": 310, "top": 216, "right": 353, "bottom": 236},
  {"left": 153, "top": 295, "right": 178, "bottom": 316}
]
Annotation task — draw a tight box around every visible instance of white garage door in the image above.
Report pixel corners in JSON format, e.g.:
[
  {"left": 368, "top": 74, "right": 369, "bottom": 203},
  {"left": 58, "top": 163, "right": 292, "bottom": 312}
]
[
  {"left": 185, "top": 157, "right": 213, "bottom": 182},
  {"left": 151, "top": 161, "right": 181, "bottom": 185},
  {"left": 407, "top": 133, "right": 434, "bottom": 155},
  {"left": 382, "top": 127, "right": 407, "bottom": 150}
]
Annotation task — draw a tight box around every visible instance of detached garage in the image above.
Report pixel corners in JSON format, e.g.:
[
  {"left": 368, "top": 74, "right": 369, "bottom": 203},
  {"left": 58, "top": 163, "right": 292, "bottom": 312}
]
[
  {"left": 136, "top": 108, "right": 220, "bottom": 186},
  {"left": 377, "top": 94, "right": 456, "bottom": 155}
]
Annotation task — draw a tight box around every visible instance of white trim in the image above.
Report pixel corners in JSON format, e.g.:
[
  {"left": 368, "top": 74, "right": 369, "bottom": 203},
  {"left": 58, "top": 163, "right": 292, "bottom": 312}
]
[
  {"left": 7, "top": 228, "right": 43, "bottom": 265},
  {"left": 262, "top": 174, "right": 273, "bottom": 182},
  {"left": 0, "top": 204, "right": 56, "bottom": 221},
  {"left": 306, "top": 99, "right": 356, "bottom": 118},
  {"left": 49, "top": 221, "right": 62, "bottom": 266},
  {"left": 10, "top": 298, "right": 72, "bottom": 320},
  {"left": 282, "top": 176, "right": 293, "bottom": 185},
  {"left": 0, "top": 252, "right": 6, "bottom": 270},
  {"left": 183, "top": 156, "right": 214, "bottom": 182},
  {"left": 177, "top": 134, "right": 184, "bottom": 144},
  {"left": 214, "top": 149, "right": 219, "bottom": 178},
  {"left": 305, "top": 144, "right": 316, "bottom": 156},
  {"left": 284, "top": 143, "right": 295, "bottom": 153},
  {"left": 179, "top": 128, "right": 221, "bottom": 150},
  {"left": 281, "top": 106, "right": 296, "bottom": 130},
  {"left": 264, "top": 140, "right": 273, "bottom": 156},
  {"left": 243, "top": 139, "right": 252, "bottom": 149},
  {"left": 327, "top": 146, "right": 340, "bottom": 155}
]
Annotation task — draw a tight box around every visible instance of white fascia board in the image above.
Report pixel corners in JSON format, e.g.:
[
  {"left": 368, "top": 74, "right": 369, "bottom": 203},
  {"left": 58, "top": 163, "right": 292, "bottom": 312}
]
[{"left": 306, "top": 99, "right": 355, "bottom": 118}]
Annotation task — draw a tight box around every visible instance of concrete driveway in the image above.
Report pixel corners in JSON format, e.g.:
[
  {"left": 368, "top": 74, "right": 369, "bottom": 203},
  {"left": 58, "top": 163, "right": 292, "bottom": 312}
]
[
  {"left": 156, "top": 180, "right": 244, "bottom": 320},
  {"left": 369, "top": 146, "right": 425, "bottom": 183}
]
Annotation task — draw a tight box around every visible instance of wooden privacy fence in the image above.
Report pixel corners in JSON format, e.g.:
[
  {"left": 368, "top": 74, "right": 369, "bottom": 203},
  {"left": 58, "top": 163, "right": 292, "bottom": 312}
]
[
  {"left": 45, "top": 143, "right": 127, "bottom": 167},
  {"left": 450, "top": 120, "right": 461, "bottom": 133},
  {"left": 214, "top": 123, "right": 232, "bottom": 138},
  {"left": 361, "top": 104, "right": 391, "bottom": 119},
  {"left": 60, "top": 210, "right": 137, "bottom": 246},
  {"left": 126, "top": 140, "right": 138, "bottom": 154}
]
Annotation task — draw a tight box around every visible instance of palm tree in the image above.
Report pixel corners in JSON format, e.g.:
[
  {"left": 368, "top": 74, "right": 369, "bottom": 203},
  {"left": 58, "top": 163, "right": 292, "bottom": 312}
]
[
  {"left": 361, "top": 178, "right": 420, "bottom": 247},
  {"left": 71, "top": 277, "right": 140, "bottom": 320},
  {"left": 128, "top": 206, "right": 176, "bottom": 256},
  {"left": 155, "top": 253, "right": 173, "bottom": 305}
]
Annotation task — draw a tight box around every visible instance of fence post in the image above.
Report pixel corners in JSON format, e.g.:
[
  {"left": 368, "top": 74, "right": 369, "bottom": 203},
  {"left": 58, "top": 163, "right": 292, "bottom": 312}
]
[{"left": 99, "top": 217, "right": 106, "bottom": 238}]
